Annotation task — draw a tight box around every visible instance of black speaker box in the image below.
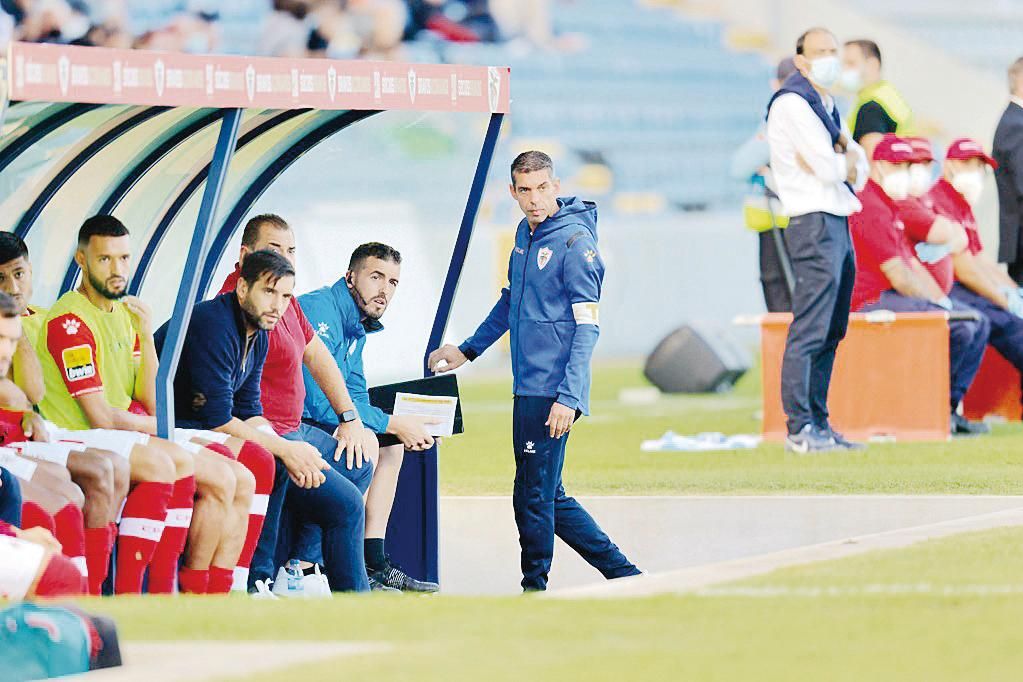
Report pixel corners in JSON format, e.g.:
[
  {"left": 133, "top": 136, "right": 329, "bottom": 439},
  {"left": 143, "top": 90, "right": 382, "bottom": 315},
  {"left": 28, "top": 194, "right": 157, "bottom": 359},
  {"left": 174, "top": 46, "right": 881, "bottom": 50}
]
[{"left": 643, "top": 324, "right": 751, "bottom": 393}]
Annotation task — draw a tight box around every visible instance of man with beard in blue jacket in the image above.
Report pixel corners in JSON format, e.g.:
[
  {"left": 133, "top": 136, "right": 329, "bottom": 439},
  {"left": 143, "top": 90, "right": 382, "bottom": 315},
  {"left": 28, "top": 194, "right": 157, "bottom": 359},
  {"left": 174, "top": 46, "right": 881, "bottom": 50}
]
[{"left": 429, "top": 151, "right": 641, "bottom": 592}]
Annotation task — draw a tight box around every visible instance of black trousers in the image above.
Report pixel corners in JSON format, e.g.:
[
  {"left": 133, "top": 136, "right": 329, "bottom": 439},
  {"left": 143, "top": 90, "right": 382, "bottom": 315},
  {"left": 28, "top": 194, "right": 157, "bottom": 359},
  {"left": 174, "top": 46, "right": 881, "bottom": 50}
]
[
  {"left": 780, "top": 212, "right": 856, "bottom": 434},
  {"left": 759, "top": 228, "right": 793, "bottom": 313}
]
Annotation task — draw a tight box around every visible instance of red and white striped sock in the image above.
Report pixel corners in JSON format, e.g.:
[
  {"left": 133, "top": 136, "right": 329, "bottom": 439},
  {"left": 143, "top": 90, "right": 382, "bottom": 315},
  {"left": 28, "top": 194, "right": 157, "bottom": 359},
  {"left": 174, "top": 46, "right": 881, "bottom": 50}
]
[
  {"left": 84, "top": 526, "right": 112, "bottom": 596},
  {"left": 115, "top": 481, "right": 172, "bottom": 594},
  {"left": 53, "top": 503, "right": 87, "bottom": 578},
  {"left": 234, "top": 441, "right": 275, "bottom": 591},
  {"left": 20, "top": 501, "right": 56, "bottom": 535},
  {"left": 146, "top": 475, "right": 196, "bottom": 594}
]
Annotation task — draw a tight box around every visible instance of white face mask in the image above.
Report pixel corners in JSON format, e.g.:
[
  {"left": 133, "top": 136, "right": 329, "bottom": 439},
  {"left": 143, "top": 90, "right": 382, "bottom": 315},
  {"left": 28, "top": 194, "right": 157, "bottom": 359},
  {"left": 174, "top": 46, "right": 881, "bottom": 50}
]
[
  {"left": 838, "top": 67, "right": 863, "bottom": 93},
  {"left": 908, "top": 164, "right": 933, "bottom": 197},
  {"left": 808, "top": 56, "right": 841, "bottom": 90},
  {"left": 880, "top": 168, "right": 910, "bottom": 201},
  {"left": 951, "top": 170, "right": 985, "bottom": 204}
]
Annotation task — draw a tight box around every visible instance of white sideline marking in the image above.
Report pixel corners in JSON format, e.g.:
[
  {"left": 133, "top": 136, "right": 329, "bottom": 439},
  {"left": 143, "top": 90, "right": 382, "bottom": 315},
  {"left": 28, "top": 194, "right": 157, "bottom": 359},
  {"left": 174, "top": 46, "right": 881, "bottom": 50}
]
[
  {"left": 547, "top": 506, "right": 1023, "bottom": 599},
  {"left": 73, "top": 641, "right": 389, "bottom": 681},
  {"left": 697, "top": 584, "right": 1023, "bottom": 598}
]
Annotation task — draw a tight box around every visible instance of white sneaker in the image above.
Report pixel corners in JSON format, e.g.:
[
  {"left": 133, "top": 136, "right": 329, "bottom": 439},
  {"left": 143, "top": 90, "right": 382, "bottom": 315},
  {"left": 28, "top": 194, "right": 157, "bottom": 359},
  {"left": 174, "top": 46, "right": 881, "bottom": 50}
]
[
  {"left": 251, "top": 579, "right": 278, "bottom": 600},
  {"left": 271, "top": 564, "right": 332, "bottom": 599}
]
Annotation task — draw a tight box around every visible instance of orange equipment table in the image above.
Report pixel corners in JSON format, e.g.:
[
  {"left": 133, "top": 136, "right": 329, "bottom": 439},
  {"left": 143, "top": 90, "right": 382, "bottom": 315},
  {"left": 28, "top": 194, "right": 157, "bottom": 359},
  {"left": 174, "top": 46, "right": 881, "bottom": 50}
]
[
  {"left": 760, "top": 312, "right": 950, "bottom": 442},
  {"left": 963, "top": 348, "right": 1022, "bottom": 422}
]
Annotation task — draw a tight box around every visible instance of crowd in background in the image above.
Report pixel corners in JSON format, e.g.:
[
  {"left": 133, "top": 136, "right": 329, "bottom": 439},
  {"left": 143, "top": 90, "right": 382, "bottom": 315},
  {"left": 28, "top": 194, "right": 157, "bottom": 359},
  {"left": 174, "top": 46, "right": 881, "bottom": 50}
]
[{"left": 0, "top": 0, "right": 572, "bottom": 60}]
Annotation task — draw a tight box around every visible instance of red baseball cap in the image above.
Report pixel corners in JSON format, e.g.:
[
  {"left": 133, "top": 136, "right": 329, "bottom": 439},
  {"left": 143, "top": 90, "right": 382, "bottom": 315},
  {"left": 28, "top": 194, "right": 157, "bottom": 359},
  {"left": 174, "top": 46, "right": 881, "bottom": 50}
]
[
  {"left": 945, "top": 137, "right": 998, "bottom": 169},
  {"left": 872, "top": 133, "right": 915, "bottom": 162},
  {"left": 905, "top": 136, "right": 933, "bottom": 163}
]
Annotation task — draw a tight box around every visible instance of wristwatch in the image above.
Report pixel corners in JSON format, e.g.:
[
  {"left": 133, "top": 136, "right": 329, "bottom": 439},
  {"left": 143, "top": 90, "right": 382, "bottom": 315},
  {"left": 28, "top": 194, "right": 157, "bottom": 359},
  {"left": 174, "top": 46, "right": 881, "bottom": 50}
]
[{"left": 339, "top": 409, "right": 358, "bottom": 424}]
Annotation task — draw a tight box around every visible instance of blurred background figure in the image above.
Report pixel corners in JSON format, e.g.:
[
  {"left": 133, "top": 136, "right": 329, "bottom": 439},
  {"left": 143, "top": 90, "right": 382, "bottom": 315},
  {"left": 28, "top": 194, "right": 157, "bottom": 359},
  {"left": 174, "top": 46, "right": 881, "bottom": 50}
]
[
  {"left": 732, "top": 56, "right": 798, "bottom": 313},
  {"left": 840, "top": 39, "right": 914, "bottom": 162},
  {"left": 994, "top": 56, "right": 1023, "bottom": 284}
]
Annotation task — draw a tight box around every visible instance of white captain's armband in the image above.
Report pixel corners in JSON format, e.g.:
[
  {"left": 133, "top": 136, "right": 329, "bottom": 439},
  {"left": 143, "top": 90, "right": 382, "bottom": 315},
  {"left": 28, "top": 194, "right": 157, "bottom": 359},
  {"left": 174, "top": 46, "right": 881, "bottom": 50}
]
[{"left": 572, "top": 302, "right": 600, "bottom": 326}]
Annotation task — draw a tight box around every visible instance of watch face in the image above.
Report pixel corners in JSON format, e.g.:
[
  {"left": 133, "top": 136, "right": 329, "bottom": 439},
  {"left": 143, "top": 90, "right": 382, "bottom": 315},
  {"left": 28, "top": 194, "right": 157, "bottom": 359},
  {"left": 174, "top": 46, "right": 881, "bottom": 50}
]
[{"left": 341, "top": 410, "right": 357, "bottom": 423}]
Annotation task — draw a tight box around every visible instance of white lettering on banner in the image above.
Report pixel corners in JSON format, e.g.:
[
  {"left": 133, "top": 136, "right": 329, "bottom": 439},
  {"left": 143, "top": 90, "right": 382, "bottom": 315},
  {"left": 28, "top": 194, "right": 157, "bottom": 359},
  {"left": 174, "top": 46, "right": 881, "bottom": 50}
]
[
  {"left": 112, "top": 61, "right": 122, "bottom": 93},
  {"left": 118, "top": 517, "right": 165, "bottom": 542},
  {"left": 256, "top": 73, "right": 272, "bottom": 93},
  {"left": 0, "top": 450, "right": 37, "bottom": 481},
  {"left": 407, "top": 69, "right": 416, "bottom": 104},
  {"left": 450, "top": 73, "right": 457, "bottom": 102},
  {"left": 70, "top": 64, "right": 89, "bottom": 86},
  {"left": 164, "top": 509, "right": 193, "bottom": 528},
  {"left": 166, "top": 68, "right": 184, "bottom": 89},
  {"left": 250, "top": 494, "right": 269, "bottom": 516},
  {"left": 572, "top": 301, "right": 600, "bottom": 326},
  {"left": 215, "top": 70, "right": 231, "bottom": 90}
]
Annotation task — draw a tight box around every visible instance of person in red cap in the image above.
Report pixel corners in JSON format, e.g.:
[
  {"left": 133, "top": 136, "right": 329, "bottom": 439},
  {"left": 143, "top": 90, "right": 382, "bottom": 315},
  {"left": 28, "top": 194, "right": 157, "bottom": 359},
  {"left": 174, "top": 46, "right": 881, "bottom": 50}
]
[
  {"left": 927, "top": 137, "right": 1023, "bottom": 406},
  {"left": 898, "top": 137, "right": 969, "bottom": 302},
  {"left": 850, "top": 134, "right": 991, "bottom": 436}
]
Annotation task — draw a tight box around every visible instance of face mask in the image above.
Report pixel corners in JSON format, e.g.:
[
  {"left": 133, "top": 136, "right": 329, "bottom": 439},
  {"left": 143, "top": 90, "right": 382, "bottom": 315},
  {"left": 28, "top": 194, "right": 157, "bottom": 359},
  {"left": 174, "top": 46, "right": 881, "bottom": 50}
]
[
  {"left": 808, "top": 56, "right": 841, "bottom": 90},
  {"left": 908, "top": 164, "right": 933, "bottom": 197},
  {"left": 951, "top": 170, "right": 984, "bottom": 204},
  {"left": 880, "top": 168, "right": 910, "bottom": 200},
  {"left": 838, "top": 67, "right": 863, "bottom": 93}
]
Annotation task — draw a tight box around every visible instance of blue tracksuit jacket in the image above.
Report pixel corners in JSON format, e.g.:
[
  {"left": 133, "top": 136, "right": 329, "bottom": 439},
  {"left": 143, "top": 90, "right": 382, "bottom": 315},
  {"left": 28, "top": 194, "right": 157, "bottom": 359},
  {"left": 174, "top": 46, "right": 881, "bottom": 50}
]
[
  {"left": 299, "top": 281, "right": 389, "bottom": 433},
  {"left": 459, "top": 196, "right": 603, "bottom": 415}
]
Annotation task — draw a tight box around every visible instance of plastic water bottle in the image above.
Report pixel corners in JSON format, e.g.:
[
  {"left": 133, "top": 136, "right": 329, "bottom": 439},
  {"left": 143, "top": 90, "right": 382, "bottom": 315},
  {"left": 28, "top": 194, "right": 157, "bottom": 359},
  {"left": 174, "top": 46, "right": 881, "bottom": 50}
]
[{"left": 286, "top": 559, "right": 302, "bottom": 591}]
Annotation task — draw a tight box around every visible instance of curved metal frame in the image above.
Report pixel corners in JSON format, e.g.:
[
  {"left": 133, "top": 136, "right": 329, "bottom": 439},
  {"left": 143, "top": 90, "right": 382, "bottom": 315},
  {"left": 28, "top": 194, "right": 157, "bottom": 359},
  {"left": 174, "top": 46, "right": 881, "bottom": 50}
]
[
  {"left": 0, "top": 103, "right": 102, "bottom": 175},
  {"left": 128, "top": 108, "right": 313, "bottom": 295},
  {"left": 13, "top": 106, "right": 171, "bottom": 238},
  {"left": 197, "top": 108, "right": 378, "bottom": 298},
  {"left": 58, "top": 109, "right": 225, "bottom": 294}
]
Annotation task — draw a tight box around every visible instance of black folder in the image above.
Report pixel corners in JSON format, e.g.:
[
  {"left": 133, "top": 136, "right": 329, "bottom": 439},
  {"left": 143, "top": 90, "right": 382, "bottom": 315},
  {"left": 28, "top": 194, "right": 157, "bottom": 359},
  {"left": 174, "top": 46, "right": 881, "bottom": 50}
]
[{"left": 368, "top": 374, "right": 463, "bottom": 447}]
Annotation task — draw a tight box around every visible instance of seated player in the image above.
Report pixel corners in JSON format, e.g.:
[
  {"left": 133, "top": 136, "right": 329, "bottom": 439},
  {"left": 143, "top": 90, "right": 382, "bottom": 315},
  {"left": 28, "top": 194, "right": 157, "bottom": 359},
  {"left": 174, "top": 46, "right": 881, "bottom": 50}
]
[
  {"left": 301, "top": 242, "right": 440, "bottom": 592},
  {"left": 849, "top": 134, "right": 990, "bottom": 436},
  {"left": 0, "top": 233, "right": 130, "bottom": 589},
  {"left": 215, "top": 215, "right": 376, "bottom": 593},
  {"left": 159, "top": 249, "right": 369, "bottom": 593},
  {"left": 922, "top": 139, "right": 1023, "bottom": 405},
  {"left": 34, "top": 216, "right": 248, "bottom": 595}
]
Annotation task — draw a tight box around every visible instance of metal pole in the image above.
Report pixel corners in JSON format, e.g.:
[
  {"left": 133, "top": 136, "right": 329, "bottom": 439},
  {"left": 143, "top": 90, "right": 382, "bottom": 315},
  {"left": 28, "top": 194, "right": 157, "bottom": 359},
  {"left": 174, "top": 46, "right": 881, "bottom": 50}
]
[
  {"left": 423, "top": 112, "right": 505, "bottom": 375},
  {"left": 154, "top": 108, "right": 242, "bottom": 439},
  {"left": 394, "top": 112, "right": 503, "bottom": 585}
]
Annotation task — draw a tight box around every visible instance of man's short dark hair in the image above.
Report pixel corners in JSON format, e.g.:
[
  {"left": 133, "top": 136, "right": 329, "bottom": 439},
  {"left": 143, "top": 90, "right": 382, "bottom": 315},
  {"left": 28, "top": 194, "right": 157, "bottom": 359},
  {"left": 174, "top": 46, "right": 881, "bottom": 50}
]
[
  {"left": 510, "top": 150, "right": 555, "bottom": 185},
  {"left": 349, "top": 242, "right": 402, "bottom": 271},
  {"left": 795, "top": 27, "right": 834, "bottom": 55},
  {"left": 241, "top": 213, "right": 290, "bottom": 247},
  {"left": 239, "top": 249, "right": 295, "bottom": 287},
  {"left": 0, "top": 291, "right": 19, "bottom": 318},
  {"left": 78, "top": 215, "right": 129, "bottom": 247},
  {"left": 846, "top": 39, "right": 882, "bottom": 66},
  {"left": 0, "top": 232, "right": 29, "bottom": 266}
]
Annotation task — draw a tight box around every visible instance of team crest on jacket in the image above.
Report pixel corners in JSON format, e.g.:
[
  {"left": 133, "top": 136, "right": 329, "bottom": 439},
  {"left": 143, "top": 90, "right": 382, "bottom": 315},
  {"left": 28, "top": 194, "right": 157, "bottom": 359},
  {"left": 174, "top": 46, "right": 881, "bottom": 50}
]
[{"left": 537, "top": 247, "right": 553, "bottom": 270}]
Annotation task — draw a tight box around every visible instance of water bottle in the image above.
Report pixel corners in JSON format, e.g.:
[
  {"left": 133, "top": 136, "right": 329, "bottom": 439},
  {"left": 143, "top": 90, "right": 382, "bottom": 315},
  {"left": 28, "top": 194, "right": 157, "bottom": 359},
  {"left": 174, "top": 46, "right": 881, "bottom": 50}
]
[{"left": 286, "top": 559, "right": 302, "bottom": 591}]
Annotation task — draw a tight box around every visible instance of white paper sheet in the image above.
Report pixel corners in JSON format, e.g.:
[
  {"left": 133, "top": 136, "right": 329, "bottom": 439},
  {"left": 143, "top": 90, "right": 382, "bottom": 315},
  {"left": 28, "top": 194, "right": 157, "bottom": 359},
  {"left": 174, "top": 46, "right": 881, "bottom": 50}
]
[{"left": 392, "top": 393, "right": 458, "bottom": 437}]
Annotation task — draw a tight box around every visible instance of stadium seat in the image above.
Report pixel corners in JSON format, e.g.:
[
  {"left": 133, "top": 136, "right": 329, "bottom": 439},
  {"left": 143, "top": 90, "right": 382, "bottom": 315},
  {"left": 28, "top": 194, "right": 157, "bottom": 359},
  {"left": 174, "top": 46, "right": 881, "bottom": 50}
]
[{"left": 760, "top": 312, "right": 952, "bottom": 442}]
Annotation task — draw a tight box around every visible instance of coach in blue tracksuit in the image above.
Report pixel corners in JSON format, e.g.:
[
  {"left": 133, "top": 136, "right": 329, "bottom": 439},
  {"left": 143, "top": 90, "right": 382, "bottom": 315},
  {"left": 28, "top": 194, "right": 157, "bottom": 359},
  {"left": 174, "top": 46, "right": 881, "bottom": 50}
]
[{"left": 430, "top": 151, "right": 641, "bottom": 591}]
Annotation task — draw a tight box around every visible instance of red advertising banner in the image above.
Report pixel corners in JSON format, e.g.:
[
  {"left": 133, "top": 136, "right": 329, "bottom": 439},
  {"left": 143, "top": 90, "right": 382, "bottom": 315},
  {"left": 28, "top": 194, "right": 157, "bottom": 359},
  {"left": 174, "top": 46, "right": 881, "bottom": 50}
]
[{"left": 5, "top": 42, "right": 510, "bottom": 114}]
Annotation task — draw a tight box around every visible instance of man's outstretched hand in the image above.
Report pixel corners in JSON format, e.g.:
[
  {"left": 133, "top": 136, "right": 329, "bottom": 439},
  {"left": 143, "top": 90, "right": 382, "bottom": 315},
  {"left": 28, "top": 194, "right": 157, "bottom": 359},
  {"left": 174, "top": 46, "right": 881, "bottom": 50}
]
[{"left": 428, "top": 344, "right": 468, "bottom": 374}]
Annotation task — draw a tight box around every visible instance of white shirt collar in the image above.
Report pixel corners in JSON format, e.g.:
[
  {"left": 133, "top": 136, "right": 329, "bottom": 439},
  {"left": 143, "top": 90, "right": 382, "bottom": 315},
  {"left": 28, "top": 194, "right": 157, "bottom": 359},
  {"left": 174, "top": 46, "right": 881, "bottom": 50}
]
[{"left": 1011, "top": 96, "right": 1023, "bottom": 109}]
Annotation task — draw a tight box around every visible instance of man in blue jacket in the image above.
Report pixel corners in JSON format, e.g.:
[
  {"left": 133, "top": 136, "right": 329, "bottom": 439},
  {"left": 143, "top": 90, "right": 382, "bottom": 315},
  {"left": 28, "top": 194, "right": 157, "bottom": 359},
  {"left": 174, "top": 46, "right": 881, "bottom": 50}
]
[
  {"left": 300, "top": 242, "right": 440, "bottom": 592},
  {"left": 429, "top": 151, "right": 641, "bottom": 591}
]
